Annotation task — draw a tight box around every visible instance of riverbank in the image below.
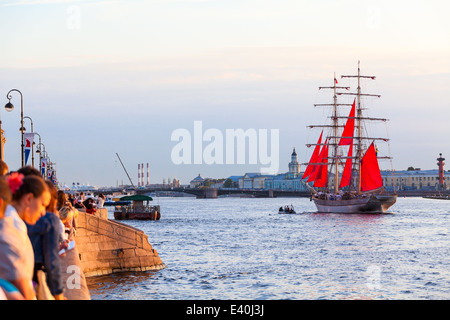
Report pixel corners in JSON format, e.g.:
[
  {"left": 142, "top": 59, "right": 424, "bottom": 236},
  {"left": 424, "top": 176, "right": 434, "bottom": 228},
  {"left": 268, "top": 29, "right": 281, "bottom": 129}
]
[
  {"left": 60, "top": 208, "right": 165, "bottom": 299},
  {"left": 396, "top": 190, "right": 450, "bottom": 197}
]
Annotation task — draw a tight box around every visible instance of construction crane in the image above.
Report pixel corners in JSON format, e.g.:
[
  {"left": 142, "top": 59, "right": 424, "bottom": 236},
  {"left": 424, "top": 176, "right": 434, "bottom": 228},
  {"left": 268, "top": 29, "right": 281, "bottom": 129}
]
[{"left": 116, "top": 153, "right": 135, "bottom": 189}]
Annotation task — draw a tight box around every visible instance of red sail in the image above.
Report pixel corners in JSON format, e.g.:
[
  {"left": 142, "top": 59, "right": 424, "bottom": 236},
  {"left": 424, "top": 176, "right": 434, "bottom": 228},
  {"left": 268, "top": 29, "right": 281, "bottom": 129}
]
[
  {"left": 307, "top": 139, "right": 328, "bottom": 183},
  {"left": 313, "top": 143, "right": 328, "bottom": 188},
  {"left": 339, "top": 142, "right": 353, "bottom": 189},
  {"left": 339, "top": 99, "right": 356, "bottom": 146},
  {"left": 360, "top": 142, "right": 383, "bottom": 191},
  {"left": 302, "top": 131, "right": 323, "bottom": 180}
]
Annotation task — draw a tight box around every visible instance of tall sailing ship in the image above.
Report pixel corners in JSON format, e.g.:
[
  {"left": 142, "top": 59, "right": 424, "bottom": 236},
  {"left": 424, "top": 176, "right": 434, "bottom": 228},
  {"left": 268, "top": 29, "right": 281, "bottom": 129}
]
[{"left": 302, "top": 62, "right": 397, "bottom": 213}]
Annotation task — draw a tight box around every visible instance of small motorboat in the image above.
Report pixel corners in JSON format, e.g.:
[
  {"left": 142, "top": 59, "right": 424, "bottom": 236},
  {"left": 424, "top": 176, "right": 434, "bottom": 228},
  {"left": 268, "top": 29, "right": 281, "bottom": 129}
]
[{"left": 278, "top": 205, "right": 296, "bottom": 214}]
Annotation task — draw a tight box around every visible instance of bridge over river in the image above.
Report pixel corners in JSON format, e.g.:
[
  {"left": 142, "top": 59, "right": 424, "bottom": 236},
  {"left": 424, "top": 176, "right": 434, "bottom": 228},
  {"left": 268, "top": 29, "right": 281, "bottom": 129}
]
[
  {"left": 94, "top": 187, "right": 449, "bottom": 199},
  {"left": 95, "top": 187, "right": 310, "bottom": 199},
  {"left": 136, "top": 187, "right": 310, "bottom": 198}
]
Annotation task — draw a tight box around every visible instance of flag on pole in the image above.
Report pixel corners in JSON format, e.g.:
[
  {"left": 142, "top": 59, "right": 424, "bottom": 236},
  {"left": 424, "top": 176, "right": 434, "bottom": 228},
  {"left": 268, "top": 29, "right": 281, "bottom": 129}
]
[
  {"left": 24, "top": 133, "right": 35, "bottom": 166},
  {"left": 41, "top": 158, "right": 48, "bottom": 177}
]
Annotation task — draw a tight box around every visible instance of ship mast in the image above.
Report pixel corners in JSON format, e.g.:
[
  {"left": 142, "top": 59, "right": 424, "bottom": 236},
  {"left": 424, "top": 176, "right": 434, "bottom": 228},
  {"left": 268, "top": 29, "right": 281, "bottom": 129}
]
[
  {"left": 316, "top": 74, "right": 351, "bottom": 193},
  {"left": 333, "top": 73, "right": 339, "bottom": 193},
  {"left": 340, "top": 61, "right": 380, "bottom": 193}
]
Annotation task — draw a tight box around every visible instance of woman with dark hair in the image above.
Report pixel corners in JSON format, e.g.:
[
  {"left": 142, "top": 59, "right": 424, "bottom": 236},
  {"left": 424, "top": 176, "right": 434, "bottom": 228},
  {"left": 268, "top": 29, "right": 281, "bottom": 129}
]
[
  {"left": 11, "top": 174, "right": 50, "bottom": 226},
  {"left": 56, "top": 190, "right": 68, "bottom": 211},
  {"left": 84, "top": 198, "right": 96, "bottom": 214},
  {"left": 0, "top": 177, "right": 25, "bottom": 300},
  {"left": 17, "top": 165, "right": 41, "bottom": 177},
  {"left": 27, "top": 180, "right": 66, "bottom": 300},
  {"left": 0, "top": 173, "right": 50, "bottom": 299}
]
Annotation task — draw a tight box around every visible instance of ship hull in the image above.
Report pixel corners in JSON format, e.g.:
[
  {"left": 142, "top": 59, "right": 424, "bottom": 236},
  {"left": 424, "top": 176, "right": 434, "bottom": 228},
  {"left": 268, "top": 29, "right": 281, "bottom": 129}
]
[{"left": 313, "top": 194, "right": 397, "bottom": 214}]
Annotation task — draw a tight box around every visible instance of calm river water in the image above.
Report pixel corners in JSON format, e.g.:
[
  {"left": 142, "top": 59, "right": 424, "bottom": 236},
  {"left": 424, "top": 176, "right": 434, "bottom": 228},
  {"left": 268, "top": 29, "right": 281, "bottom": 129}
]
[{"left": 86, "top": 196, "right": 449, "bottom": 300}]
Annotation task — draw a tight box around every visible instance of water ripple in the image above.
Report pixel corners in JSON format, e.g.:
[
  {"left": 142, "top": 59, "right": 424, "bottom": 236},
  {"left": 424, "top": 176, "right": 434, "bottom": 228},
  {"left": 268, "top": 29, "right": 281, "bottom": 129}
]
[{"left": 87, "top": 197, "right": 450, "bottom": 300}]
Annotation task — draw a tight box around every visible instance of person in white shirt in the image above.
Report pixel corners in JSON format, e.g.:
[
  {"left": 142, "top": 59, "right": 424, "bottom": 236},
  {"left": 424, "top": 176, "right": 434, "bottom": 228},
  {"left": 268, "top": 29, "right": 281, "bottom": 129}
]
[{"left": 97, "top": 193, "right": 105, "bottom": 208}]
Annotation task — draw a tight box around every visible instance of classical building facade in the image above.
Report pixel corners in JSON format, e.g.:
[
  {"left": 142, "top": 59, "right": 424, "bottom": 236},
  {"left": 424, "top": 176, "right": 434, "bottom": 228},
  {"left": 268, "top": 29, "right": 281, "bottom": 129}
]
[
  {"left": 381, "top": 169, "right": 448, "bottom": 191},
  {"left": 238, "top": 173, "right": 272, "bottom": 189}
]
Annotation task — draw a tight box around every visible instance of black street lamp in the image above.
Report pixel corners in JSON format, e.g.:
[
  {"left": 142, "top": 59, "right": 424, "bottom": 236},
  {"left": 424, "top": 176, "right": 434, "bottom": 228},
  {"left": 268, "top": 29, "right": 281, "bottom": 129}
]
[
  {"left": 5, "top": 89, "right": 24, "bottom": 167},
  {"left": 34, "top": 132, "right": 42, "bottom": 171},
  {"left": 35, "top": 142, "right": 45, "bottom": 176}
]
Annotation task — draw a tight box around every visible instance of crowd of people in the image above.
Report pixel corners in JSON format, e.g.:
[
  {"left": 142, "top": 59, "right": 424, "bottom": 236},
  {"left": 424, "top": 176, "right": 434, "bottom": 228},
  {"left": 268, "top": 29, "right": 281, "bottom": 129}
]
[
  {"left": 313, "top": 191, "right": 370, "bottom": 201},
  {"left": 0, "top": 159, "right": 101, "bottom": 300}
]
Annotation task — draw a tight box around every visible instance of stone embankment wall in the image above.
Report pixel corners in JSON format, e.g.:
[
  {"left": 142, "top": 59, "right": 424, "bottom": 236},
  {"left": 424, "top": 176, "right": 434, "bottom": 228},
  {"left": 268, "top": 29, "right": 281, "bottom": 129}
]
[{"left": 74, "top": 208, "right": 165, "bottom": 277}]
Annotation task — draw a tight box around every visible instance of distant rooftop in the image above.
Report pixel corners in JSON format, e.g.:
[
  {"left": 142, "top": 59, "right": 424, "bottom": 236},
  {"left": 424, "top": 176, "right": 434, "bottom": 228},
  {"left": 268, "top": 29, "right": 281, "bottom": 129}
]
[
  {"left": 226, "top": 176, "right": 242, "bottom": 182},
  {"left": 191, "top": 174, "right": 205, "bottom": 182},
  {"left": 381, "top": 169, "right": 440, "bottom": 176}
]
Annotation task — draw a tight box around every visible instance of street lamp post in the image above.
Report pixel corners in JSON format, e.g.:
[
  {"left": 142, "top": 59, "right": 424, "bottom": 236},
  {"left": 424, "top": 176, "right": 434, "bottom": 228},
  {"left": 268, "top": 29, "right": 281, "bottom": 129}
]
[
  {"left": 36, "top": 142, "right": 45, "bottom": 176},
  {"left": 34, "top": 132, "right": 42, "bottom": 171},
  {"left": 23, "top": 116, "right": 34, "bottom": 167},
  {"left": 45, "top": 154, "right": 51, "bottom": 180},
  {"left": 5, "top": 89, "right": 24, "bottom": 167}
]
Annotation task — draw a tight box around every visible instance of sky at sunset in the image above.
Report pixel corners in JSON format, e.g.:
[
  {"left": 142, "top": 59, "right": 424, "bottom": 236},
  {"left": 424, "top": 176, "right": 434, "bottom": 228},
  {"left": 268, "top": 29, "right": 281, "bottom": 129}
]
[{"left": 0, "top": 0, "right": 449, "bottom": 187}]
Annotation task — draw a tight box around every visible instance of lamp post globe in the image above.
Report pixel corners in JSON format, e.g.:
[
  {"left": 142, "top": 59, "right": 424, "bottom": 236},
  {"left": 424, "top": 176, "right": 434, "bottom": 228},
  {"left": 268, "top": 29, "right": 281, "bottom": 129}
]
[{"left": 4, "top": 101, "right": 14, "bottom": 112}]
